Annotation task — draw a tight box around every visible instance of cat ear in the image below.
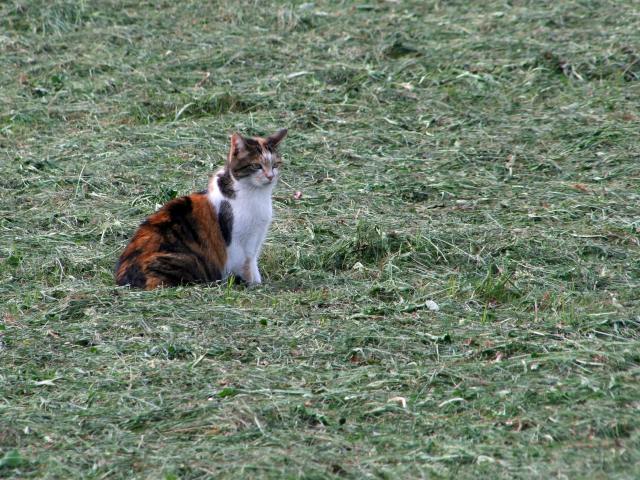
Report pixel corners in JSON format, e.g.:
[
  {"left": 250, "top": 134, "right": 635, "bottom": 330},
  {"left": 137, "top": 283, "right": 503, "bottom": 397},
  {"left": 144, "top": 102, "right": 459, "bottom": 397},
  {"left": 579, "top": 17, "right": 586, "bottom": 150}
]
[
  {"left": 266, "top": 128, "right": 288, "bottom": 148},
  {"left": 229, "top": 132, "right": 246, "bottom": 159}
]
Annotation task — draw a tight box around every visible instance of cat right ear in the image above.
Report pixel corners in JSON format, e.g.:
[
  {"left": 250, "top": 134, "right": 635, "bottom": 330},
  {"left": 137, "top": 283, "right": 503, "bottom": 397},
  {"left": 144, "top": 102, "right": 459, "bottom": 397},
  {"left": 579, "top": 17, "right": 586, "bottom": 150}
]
[{"left": 229, "top": 132, "right": 246, "bottom": 159}]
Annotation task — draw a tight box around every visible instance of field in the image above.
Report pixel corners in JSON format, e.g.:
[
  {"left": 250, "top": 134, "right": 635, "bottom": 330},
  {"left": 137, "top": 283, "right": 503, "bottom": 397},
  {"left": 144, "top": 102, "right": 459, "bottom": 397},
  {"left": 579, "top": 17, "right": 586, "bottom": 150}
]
[{"left": 1, "top": 0, "right": 640, "bottom": 478}]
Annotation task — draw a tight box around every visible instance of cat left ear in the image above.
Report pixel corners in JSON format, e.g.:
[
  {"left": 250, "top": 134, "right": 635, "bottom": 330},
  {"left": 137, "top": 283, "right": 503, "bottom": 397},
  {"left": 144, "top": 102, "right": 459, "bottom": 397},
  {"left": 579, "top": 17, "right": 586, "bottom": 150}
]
[{"left": 266, "top": 128, "right": 288, "bottom": 148}]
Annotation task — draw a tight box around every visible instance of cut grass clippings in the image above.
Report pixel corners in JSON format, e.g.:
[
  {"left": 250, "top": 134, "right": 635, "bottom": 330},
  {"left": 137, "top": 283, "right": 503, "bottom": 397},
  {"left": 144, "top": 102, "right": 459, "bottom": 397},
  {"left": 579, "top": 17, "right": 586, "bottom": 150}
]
[{"left": 1, "top": 1, "right": 639, "bottom": 479}]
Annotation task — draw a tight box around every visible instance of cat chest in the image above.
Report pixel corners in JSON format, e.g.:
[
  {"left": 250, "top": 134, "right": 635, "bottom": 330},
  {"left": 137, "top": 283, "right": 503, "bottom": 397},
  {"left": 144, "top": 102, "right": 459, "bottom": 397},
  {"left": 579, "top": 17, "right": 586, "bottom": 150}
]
[{"left": 219, "top": 197, "right": 272, "bottom": 244}]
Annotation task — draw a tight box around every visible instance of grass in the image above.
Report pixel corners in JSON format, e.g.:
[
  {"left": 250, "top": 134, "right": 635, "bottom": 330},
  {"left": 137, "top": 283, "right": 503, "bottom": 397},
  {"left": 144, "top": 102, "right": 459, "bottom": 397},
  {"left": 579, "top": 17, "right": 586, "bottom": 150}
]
[{"left": 1, "top": 0, "right": 639, "bottom": 478}]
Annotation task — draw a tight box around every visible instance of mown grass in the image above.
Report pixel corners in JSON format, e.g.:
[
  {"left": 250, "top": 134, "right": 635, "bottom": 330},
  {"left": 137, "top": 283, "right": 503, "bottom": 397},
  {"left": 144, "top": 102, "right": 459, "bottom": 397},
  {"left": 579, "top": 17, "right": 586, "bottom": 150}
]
[{"left": 1, "top": 0, "right": 639, "bottom": 478}]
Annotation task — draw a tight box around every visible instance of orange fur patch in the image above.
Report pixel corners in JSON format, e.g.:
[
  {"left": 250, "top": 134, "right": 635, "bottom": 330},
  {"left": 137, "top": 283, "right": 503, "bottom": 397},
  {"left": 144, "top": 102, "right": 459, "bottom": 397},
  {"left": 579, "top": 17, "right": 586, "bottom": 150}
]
[{"left": 115, "top": 192, "right": 227, "bottom": 289}]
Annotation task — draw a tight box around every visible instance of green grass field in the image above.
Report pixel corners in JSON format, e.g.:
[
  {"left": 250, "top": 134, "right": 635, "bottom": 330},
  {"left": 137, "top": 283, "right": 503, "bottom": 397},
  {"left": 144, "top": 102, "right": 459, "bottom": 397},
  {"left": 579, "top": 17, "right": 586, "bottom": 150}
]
[{"left": 1, "top": 1, "right": 639, "bottom": 478}]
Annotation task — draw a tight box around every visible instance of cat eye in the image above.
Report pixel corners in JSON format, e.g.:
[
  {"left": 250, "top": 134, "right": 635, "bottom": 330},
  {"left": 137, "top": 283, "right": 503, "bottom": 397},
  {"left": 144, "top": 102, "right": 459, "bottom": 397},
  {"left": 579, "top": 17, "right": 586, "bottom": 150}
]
[{"left": 251, "top": 164, "right": 262, "bottom": 170}]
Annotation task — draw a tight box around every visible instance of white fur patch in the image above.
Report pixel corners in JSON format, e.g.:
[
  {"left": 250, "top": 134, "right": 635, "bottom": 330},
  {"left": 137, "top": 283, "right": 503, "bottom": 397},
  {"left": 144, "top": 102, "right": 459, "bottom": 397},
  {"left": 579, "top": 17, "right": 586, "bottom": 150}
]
[
  {"left": 208, "top": 168, "right": 275, "bottom": 284},
  {"left": 263, "top": 152, "right": 274, "bottom": 165}
]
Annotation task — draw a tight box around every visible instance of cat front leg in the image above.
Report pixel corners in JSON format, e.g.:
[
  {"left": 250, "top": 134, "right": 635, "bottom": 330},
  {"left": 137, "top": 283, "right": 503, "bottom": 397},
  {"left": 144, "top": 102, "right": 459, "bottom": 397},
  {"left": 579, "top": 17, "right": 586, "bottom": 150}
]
[
  {"left": 250, "top": 257, "right": 261, "bottom": 284},
  {"left": 241, "top": 257, "right": 261, "bottom": 285}
]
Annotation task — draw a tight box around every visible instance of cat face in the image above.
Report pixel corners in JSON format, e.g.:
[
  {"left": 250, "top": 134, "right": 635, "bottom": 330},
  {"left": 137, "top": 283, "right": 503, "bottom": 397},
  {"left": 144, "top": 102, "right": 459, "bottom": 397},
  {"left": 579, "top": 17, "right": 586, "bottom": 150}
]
[{"left": 228, "top": 129, "right": 287, "bottom": 188}]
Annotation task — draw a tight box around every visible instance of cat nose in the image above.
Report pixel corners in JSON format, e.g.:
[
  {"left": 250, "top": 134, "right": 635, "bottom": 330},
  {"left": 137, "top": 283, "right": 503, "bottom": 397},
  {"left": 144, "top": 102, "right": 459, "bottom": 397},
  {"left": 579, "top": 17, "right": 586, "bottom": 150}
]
[{"left": 265, "top": 171, "right": 274, "bottom": 181}]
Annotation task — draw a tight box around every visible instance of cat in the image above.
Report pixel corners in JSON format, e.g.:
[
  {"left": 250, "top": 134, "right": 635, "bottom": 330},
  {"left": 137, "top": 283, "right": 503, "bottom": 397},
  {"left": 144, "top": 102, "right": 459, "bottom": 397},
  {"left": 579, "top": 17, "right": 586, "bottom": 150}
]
[{"left": 115, "top": 128, "right": 287, "bottom": 289}]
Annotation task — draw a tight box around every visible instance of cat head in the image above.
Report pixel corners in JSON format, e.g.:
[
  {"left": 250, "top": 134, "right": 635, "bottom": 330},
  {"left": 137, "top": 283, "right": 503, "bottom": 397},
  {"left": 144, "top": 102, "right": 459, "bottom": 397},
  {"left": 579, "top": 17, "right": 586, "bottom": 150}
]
[{"left": 227, "top": 128, "right": 287, "bottom": 187}]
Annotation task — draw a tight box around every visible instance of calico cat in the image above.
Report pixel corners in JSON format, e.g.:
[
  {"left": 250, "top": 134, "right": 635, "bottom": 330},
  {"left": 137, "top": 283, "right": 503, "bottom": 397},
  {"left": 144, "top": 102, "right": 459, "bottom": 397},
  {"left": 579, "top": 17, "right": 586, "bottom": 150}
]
[{"left": 115, "top": 128, "right": 287, "bottom": 289}]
